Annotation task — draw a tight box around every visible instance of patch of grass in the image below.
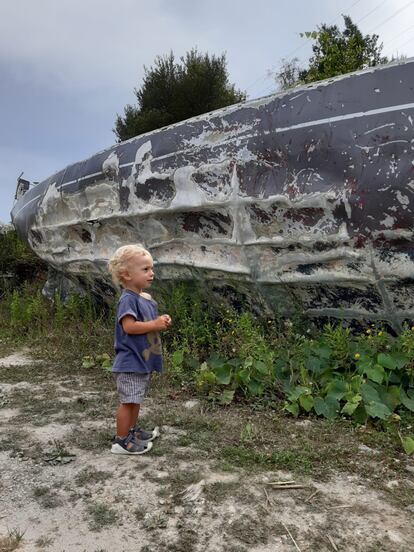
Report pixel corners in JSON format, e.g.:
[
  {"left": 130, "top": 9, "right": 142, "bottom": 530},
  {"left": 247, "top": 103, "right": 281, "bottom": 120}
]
[
  {"left": 133, "top": 507, "right": 146, "bottom": 521},
  {"left": 142, "top": 512, "right": 168, "bottom": 531},
  {"left": 203, "top": 481, "right": 241, "bottom": 504},
  {"left": 67, "top": 427, "right": 112, "bottom": 452},
  {"left": 32, "top": 486, "right": 62, "bottom": 509},
  {"left": 0, "top": 528, "right": 25, "bottom": 551},
  {"left": 221, "top": 445, "right": 315, "bottom": 474},
  {"left": 35, "top": 535, "right": 53, "bottom": 549},
  {"left": 86, "top": 502, "right": 119, "bottom": 532},
  {"left": 74, "top": 467, "right": 112, "bottom": 487},
  {"left": 224, "top": 514, "right": 270, "bottom": 546}
]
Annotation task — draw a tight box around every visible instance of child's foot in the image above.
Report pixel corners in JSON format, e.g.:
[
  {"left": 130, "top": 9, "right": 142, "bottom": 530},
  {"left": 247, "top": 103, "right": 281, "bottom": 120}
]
[
  {"left": 111, "top": 434, "right": 153, "bottom": 455},
  {"left": 130, "top": 426, "right": 160, "bottom": 442}
]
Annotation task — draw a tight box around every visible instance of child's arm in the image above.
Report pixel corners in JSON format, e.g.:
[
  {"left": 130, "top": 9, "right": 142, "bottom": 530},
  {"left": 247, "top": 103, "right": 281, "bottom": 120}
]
[{"left": 122, "top": 314, "right": 171, "bottom": 335}]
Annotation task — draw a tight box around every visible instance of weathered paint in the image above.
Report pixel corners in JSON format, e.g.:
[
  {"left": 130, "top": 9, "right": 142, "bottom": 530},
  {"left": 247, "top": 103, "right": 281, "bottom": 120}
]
[{"left": 10, "top": 58, "right": 414, "bottom": 330}]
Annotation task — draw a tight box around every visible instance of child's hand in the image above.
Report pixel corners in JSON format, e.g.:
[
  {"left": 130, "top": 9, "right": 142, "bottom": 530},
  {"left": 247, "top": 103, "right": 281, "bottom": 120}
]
[
  {"left": 163, "top": 314, "right": 172, "bottom": 328},
  {"left": 155, "top": 314, "right": 172, "bottom": 331}
]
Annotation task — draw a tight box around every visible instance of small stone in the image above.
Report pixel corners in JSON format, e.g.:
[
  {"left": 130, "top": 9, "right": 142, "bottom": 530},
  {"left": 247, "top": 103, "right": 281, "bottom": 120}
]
[
  {"left": 358, "top": 444, "right": 380, "bottom": 455},
  {"left": 406, "top": 504, "right": 414, "bottom": 513},
  {"left": 184, "top": 400, "right": 199, "bottom": 409},
  {"left": 385, "top": 480, "right": 399, "bottom": 489}
]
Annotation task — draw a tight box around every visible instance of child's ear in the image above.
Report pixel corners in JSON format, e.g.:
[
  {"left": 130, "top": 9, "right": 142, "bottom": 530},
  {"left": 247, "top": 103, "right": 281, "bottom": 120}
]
[{"left": 120, "top": 269, "right": 131, "bottom": 283}]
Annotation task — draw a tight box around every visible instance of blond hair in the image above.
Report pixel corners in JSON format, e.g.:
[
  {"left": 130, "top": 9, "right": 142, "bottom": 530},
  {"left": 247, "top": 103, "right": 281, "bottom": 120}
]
[{"left": 108, "top": 244, "right": 152, "bottom": 285}]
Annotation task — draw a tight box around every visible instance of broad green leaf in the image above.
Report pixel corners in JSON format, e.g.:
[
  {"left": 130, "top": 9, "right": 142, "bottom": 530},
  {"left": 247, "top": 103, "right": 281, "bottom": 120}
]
[
  {"left": 401, "top": 436, "right": 414, "bottom": 455},
  {"left": 214, "top": 363, "right": 232, "bottom": 385},
  {"left": 400, "top": 389, "right": 414, "bottom": 412},
  {"left": 305, "top": 356, "right": 322, "bottom": 373},
  {"left": 287, "top": 386, "right": 310, "bottom": 402},
  {"left": 247, "top": 379, "right": 264, "bottom": 396},
  {"left": 352, "top": 404, "right": 368, "bottom": 425},
  {"left": 228, "top": 357, "right": 242, "bottom": 368},
  {"left": 172, "top": 349, "right": 184, "bottom": 365},
  {"left": 101, "top": 359, "right": 112, "bottom": 371},
  {"left": 299, "top": 394, "right": 314, "bottom": 412},
  {"left": 360, "top": 383, "right": 381, "bottom": 404},
  {"left": 314, "top": 346, "right": 332, "bottom": 359},
  {"left": 314, "top": 396, "right": 339, "bottom": 420},
  {"left": 254, "top": 360, "right": 269, "bottom": 375},
  {"left": 284, "top": 401, "right": 299, "bottom": 417},
  {"left": 364, "top": 401, "right": 392, "bottom": 420},
  {"left": 237, "top": 368, "right": 250, "bottom": 384},
  {"left": 378, "top": 386, "right": 401, "bottom": 410},
  {"left": 341, "top": 394, "right": 362, "bottom": 416},
  {"left": 219, "top": 389, "right": 235, "bottom": 405},
  {"left": 208, "top": 353, "right": 225, "bottom": 370},
  {"left": 390, "top": 351, "right": 410, "bottom": 369},
  {"left": 199, "top": 370, "right": 216, "bottom": 385},
  {"left": 377, "top": 353, "right": 397, "bottom": 370},
  {"left": 364, "top": 363, "right": 385, "bottom": 384},
  {"left": 325, "top": 379, "right": 347, "bottom": 400}
]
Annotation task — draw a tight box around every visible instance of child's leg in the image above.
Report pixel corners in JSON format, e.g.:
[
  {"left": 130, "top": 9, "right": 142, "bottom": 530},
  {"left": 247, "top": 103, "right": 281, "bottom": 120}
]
[{"left": 116, "top": 403, "right": 140, "bottom": 438}]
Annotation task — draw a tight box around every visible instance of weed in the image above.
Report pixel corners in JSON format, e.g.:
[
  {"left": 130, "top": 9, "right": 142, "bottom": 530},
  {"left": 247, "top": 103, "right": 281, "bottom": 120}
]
[
  {"left": 0, "top": 527, "right": 25, "bottom": 551},
  {"left": 32, "top": 486, "right": 62, "bottom": 509},
  {"left": 35, "top": 535, "right": 53, "bottom": 548},
  {"left": 86, "top": 502, "right": 119, "bottom": 532},
  {"left": 74, "top": 467, "right": 112, "bottom": 487}
]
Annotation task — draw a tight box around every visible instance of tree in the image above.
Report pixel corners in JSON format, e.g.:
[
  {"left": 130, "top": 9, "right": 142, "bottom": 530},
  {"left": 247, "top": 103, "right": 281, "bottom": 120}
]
[
  {"left": 275, "top": 15, "right": 388, "bottom": 90},
  {"left": 275, "top": 57, "right": 303, "bottom": 91},
  {"left": 114, "top": 49, "right": 246, "bottom": 142}
]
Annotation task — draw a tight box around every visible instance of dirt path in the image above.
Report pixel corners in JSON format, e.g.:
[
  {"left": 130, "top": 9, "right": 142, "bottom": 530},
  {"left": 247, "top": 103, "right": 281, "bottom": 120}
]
[{"left": 0, "top": 348, "right": 414, "bottom": 552}]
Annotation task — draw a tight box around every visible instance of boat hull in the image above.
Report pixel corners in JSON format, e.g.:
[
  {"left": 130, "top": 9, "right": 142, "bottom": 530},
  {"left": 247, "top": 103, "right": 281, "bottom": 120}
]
[{"left": 11, "top": 59, "right": 414, "bottom": 330}]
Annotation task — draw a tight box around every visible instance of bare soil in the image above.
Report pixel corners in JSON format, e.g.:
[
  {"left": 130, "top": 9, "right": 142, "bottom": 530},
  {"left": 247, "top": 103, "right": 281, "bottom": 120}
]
[{"left": 0, "top": 347, "right": 414, "bottom": 552}]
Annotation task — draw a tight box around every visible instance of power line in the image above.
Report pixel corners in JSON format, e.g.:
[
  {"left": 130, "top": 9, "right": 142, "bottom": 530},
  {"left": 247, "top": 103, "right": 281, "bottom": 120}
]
[
  {"left": 352, "top": 0, "right": 388, "bottom": 27},
  {"left": 386, "top": 22, "right": 414, "bottom": 46},
  {"left": 366, "top": 0, "right": 414, "bottom": 35},
  {"left": 244, "top": 0, "right": 365, "bottom": 94}
]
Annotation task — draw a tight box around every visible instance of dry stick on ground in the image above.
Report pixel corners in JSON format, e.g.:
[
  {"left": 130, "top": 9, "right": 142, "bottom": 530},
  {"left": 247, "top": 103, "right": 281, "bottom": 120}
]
[
  {"left": 267, "top": 484, "right": 306, "bottom": 490},
  {"left": 263, "top": 487, "right": 273, "bottom": 508},
  {"left": 267, "top": 480, "right": 296, "bottom": 485},
  {"left": 305, "top": 489, "right": 319, "bottom": 503},
  {"left": 282, "top": 523, "right": 302, "bottom": 552},
  {"left": 327, "top": 534, "right": 339, "bottom": 551}
]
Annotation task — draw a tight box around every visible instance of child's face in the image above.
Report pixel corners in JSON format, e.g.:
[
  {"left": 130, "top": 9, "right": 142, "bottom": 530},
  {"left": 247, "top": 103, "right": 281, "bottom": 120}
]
[{"left": 122, "top": 254, "right": 154, "bottom": 292}]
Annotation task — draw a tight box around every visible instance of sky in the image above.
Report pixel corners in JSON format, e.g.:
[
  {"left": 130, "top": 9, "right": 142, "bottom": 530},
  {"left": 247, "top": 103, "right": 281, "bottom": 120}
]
[{"left": 1, "top": 0, "right": 414, "bottom": 223}]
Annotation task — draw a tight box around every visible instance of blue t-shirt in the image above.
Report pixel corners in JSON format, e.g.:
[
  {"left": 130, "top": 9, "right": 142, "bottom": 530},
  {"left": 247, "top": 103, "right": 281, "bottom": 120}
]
[{"left": 112, "top": 289, "right": 163, "bottom": 374}]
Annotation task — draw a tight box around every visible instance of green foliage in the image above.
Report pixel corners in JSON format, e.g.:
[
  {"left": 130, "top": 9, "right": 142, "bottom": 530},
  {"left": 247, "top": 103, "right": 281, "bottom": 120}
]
[
  {"left": 114, "top": 49, "right": 246, "bottom": 141},
  {"left": 275, "top": 15, "right": 388, "bottom": 89},
  {"left": 0, "top": 229, "right": 46, "bottom": 292},
  {"left": 0, "top": 283, "right": 105, "bottom": 338},
  {"left": 82, "top": 353, "right": 112, "bottom": 373},
  {"left": 301, "top": 15, "right": 388, "bottom": 83},
  {"left": 279, "top": 325, "right": 414, "bottom": 430}
]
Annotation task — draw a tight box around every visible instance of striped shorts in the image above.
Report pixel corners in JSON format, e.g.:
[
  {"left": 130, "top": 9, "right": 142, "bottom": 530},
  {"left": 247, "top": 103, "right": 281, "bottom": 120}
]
[{"left": 114, "top": 372, "right": 151, "bottom": 404}]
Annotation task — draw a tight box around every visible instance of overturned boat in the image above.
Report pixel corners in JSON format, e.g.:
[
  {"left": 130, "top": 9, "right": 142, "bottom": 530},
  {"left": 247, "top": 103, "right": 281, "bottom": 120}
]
[{"left": 11, "top": 58, "right": 414, "bottom": 330}]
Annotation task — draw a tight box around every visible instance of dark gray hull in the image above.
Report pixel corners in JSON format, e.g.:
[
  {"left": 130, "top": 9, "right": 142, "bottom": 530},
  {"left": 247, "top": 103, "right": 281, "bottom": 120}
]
[{"left": 11, "top": 59, "right": 414, "bottom": 329}]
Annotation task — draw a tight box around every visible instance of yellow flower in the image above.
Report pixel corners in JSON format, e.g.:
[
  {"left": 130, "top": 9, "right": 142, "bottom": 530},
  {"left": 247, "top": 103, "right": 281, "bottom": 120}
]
[
  {"left": 378, "top": 331, "right": 383, "bottom": 336},
  {"left": 366, "top": 329, "right": 371, "bottom": 334},
  {"left": 411, "top": 326, "right": 414, "bottom": 332},
  {"left": 354, "top": 353, "right": 361, "bottom": 359}
]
